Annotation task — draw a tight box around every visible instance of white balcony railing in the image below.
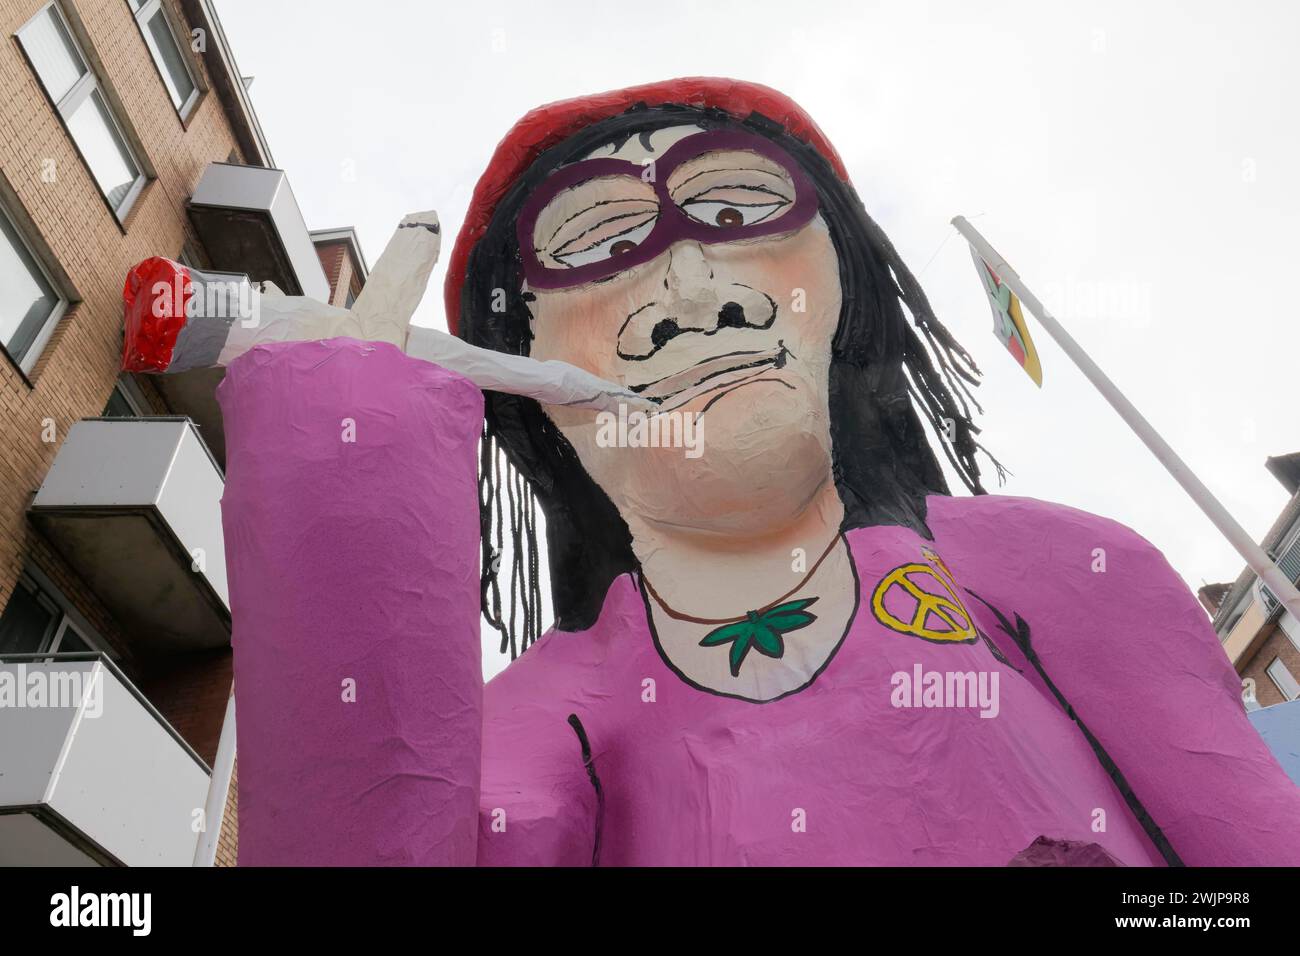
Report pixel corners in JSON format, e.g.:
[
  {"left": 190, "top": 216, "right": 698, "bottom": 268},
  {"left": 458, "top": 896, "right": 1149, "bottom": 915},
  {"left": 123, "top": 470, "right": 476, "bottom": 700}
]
[
  {"left": 29, "top": 417, "right": 229, "bottom": 651},
  {"left": 0, "top": 653, "right": 211, "bottom": 866},
  {"left": 188, "top": 161, "right": 330, "bottom": 301}
]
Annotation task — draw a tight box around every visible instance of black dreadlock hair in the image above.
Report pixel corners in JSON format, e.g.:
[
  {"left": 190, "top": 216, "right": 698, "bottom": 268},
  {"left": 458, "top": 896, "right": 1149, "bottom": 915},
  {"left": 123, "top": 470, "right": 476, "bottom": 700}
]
[{"left": 460, "top": 103, "right": 1003, "bottom": 658}]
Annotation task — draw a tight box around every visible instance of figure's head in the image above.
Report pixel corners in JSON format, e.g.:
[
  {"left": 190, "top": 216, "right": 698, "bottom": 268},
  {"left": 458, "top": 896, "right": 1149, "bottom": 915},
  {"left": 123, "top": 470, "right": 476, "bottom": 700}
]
[
  {"left": 524, "top": 121, "right": 844, "bottom": 541},
  {"left": 451, "top": 79, "right": 990, "bottom": 647}
]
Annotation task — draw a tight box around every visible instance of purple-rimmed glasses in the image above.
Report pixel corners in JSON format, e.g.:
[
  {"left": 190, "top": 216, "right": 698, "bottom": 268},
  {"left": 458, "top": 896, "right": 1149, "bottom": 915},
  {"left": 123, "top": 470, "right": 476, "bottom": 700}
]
[{"left": 517, "top": 130, "right": 819, "bottom": 290}]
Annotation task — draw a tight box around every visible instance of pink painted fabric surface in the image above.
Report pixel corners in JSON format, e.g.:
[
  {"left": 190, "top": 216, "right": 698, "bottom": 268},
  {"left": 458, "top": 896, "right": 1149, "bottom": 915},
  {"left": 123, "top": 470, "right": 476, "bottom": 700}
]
[
  {"left": 482, "top": 497, "right": 1300, "bottom": 865},
  {"left": 220, "top": 340, "right": 1300, "bottom": 866},
  {"left": 219, "top": 339, "right": 483, "bottom": 865}
]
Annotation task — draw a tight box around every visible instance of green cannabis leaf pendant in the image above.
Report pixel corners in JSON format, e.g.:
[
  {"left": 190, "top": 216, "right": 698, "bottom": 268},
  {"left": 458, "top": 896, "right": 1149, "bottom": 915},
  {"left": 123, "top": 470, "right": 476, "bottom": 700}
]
[{"left": 699, "top": 598, "right": 819, "bottom": 678}]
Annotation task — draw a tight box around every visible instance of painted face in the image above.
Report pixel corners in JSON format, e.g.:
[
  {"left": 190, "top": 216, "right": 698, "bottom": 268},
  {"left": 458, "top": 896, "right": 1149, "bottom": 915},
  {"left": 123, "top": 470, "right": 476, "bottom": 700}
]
[{"left": 527, "top": 125, "right": 843, "bottom": 536}]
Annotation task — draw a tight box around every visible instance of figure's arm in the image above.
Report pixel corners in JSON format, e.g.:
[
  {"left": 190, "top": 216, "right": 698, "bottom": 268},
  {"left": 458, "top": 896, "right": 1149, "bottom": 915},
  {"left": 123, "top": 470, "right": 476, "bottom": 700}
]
[
  {"left": 948, "top": 497, "right": 1300, "bottom": 866},
  {"left": 130, "top": 210, "right": 607, "bottom": 865},
  {"left": 219, "top": 337, "right": 486, "bottom": 865},
  {"left": 199, "top": 260, "right": 604, "bottom": 864}
]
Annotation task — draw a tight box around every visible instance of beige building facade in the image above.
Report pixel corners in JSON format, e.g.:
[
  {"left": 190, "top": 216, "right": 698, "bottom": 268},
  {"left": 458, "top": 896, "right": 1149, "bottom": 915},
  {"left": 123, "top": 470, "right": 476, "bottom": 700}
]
[{"left": 1201, "top": 453, "right": 1300, "bottom": 709}]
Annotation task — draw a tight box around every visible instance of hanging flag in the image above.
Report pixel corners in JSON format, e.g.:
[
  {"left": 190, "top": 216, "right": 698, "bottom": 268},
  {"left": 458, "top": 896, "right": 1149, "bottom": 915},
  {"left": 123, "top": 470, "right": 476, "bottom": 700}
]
[
  {"left": 968, "top": 246, "right": 1043, "bottom": 387},
  {"left": 952, "top": 214, "right": 1300, "bottom": 621}
]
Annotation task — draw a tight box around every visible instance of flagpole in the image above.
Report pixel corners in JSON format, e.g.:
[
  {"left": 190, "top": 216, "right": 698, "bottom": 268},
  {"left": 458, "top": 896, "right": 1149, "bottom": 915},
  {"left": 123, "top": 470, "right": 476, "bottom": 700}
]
[{"left": 951, "top": 215, "right": 1300, "bottom": 622}]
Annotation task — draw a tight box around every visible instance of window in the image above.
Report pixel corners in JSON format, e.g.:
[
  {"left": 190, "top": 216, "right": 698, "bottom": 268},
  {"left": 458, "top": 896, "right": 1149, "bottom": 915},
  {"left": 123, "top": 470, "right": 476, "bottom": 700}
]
[
  {"left": 1266, "top": 657, "right": 1300, "bottom": 702},
  {"left": 1259, "top": 521, "right": 1300, "bottom": 615},
  {"left": 102, "top": 377, "right": 146, "bottom": 417},
  {"left": 0, "top": 199, "right": 68, "bottom": 373},
  {"left": 17, "top": 3, "right": 146, "bottom": 218},
  {"left": 177, "top": 243, "right": 202, "bottom": 269},
  {"left": 0, "top": 574, "right": 97, "bottom": 656},
  {"left": 128, "top": 0, "right": 199, "bottom": 118},
  {"left": 1218, "top": 588, "right": 1252, "bottom": 640}
]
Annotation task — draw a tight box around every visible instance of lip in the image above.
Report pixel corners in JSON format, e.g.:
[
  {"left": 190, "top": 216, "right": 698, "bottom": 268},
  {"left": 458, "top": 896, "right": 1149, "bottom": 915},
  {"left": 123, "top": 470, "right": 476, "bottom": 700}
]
[{"left": 629, "top": 346, "right": 788, "bottom": 403}]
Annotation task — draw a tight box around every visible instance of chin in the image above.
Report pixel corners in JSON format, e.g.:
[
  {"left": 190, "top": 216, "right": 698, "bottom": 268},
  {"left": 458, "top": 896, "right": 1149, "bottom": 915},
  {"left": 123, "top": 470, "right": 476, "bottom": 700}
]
[{"left": 614, "top": 398, "right": 835, "bottom": 537}]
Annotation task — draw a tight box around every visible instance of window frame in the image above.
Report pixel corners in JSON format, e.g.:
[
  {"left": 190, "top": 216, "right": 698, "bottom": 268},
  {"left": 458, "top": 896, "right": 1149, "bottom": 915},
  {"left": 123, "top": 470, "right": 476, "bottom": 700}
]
[
  {"left": 128, "top": 0, "right": 202, "bottom": 121},
  {"left": 1265, "top": 656, "right": 1300, "bottom": 702},
  {"left": 177, "top": 242, "right": 204, "bottom": 269},
  {"left": 0, "top": 197, "right": 70, "bottom": 376},
  {"left": 15, "top": 1, "right": 148, "bottom": 221},
  {"left": 103, "top": 374, "right": 152, "bottom": 417},
  {"left": 2, "top": 575, "right": 60, "bottom": 652},
  {"left": 48, "top": 613, "right": 92, "bottom": 653},
  {"left": 1, "top": 571, "right": 106, "bottom": 657},
  {"left": 1255, "top": 518, "right": 1300, "bottom": 615}
]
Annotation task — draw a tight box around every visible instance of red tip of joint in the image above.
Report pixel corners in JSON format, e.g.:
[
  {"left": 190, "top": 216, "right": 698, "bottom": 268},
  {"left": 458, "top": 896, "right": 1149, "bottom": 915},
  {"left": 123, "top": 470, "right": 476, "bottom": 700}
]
[{"left": 121, "top": 257, "right": 191, "bottom": 373}]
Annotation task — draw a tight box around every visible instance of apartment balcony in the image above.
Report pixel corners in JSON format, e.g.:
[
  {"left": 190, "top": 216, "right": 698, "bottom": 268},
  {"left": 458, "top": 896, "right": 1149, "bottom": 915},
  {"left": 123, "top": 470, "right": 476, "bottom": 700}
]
[
  {"left": 150, "top": 366, "right": 230, "bottom": 469},
  {"left": 165, "top": 161, "right": 331, "bottom": 465},
  {"left": 1222, "top": 593, "right": 1270, "bottom": 668},
  {"left": 28, "top": 418, "right": 229, "bottom": 652},
  {"left": 187, "top": 162, "right": 329, "bottom": 300},
  {"left": 0, "top": 654, "right": 211, "bottom": 866}
]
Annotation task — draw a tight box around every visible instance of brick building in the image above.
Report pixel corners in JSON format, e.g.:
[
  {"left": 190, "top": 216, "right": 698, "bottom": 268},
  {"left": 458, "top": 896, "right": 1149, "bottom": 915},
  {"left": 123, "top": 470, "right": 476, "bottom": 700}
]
[
  {"left": 0, "top": 0, "right": 364, "bottom": 865},
  {"left": 1201, "top": 452, "right": 1300, "bottom": 708}
]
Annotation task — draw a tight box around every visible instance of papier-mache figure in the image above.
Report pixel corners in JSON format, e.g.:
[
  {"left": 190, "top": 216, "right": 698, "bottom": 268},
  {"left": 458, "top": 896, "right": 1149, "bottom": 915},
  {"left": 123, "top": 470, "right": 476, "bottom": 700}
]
[{"left": 124, "top": 78, "right": 1300, "bottom": 866}]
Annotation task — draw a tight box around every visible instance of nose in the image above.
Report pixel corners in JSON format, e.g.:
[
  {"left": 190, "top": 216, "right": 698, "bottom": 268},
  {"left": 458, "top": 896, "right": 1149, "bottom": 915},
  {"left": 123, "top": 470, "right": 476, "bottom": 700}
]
[
  {"left": 615, "top": 243, "right": 775, "bottom": 360},
  {"left": 663, "top": 242, "right": 717, "bottom": 304},
  {"left": 717, "top": 301, "right": 747, "bottom": 329},
  {"left": 647, "top": 301, "right": 748, "bottom": 349}
]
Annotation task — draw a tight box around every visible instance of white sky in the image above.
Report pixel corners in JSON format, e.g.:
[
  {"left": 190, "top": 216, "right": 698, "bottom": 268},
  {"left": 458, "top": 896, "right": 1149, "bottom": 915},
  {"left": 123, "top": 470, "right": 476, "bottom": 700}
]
[{"left": 218, "top": 0, "right": 1300, "bottom": 677}]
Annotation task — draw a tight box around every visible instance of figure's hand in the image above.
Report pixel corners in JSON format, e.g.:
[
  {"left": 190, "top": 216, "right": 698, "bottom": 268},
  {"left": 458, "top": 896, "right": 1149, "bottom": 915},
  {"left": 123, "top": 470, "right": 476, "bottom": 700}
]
[
  {"left": 348, "top": 210, "right": 441, "bottom": 347},
  {"left": 121, "top": 209, "right": 441, "bottom": 373}
]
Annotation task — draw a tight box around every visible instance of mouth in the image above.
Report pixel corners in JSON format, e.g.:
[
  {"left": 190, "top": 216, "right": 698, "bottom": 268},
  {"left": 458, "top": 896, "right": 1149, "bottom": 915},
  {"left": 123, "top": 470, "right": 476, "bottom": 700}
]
[{"left": 628, "top": 344, "right": 791, "bottom": 408}]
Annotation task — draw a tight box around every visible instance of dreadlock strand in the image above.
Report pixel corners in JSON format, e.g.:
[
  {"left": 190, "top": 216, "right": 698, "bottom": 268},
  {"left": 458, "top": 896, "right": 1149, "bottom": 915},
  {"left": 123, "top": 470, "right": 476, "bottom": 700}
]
[
  {"left": 492, "top": 436, "right": 510, "bottom": 653},
  {"left": 479, "top": 427, "right": 509, "bottom": 652},
  {"left": 904, "top": 376, "right": 984, "bottom": 496},
  {"left": 863, "top": 210, "right": 1000, "bottom": 493},
  {"left": 506, "top": 459, "right": 523, "bottom": 658},
  {"left": 525, "top": 480, "right": 542, "bottom": 649}
]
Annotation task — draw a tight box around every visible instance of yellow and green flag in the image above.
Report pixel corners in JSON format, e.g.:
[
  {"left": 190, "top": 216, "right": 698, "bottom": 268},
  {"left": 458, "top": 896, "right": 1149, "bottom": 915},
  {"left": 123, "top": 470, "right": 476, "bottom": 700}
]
[{"left": 970, "top": 247, "right": 1043, "bottom": 387}]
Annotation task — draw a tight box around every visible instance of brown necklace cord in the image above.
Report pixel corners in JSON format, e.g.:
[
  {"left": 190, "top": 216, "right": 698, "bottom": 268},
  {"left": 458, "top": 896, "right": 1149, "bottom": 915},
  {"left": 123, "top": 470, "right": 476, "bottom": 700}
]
[{"left": 641, "top": 533, "right": 843, "bottom": 626}]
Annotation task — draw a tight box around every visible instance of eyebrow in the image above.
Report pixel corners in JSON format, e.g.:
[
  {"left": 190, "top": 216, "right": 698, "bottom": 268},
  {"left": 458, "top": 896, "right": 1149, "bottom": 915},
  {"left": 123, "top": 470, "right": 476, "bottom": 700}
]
[
  {"left": 550, "top": 208, "right": 658, "bottom": 257},
  {"left": 543, "top": 196, "right": 657, "bottom": 248},
  {"left": 668, "top": 165, "right": 790, "bottom": 199}
]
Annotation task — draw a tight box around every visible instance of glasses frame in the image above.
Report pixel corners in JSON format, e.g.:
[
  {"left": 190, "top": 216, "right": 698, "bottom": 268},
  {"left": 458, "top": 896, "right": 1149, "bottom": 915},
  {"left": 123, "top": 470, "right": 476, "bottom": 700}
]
[{"left": 517, "top": 129, "right": 819, "bottom": 290}]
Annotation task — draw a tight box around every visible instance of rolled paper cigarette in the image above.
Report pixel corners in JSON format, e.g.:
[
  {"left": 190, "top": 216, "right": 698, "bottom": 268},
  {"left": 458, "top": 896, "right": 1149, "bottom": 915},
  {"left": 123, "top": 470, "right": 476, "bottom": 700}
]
[
  {"left": 121, "top": 257, "right": 654, "bottom": 413},
  {"left": 405, "top": 326, "right": 656, "bottom": 414},
  {"left": 121, "top": 257, "right": 352, "bottom": 374},
  {"left": 121, "top": 257, "right": 211, "bottom": 373}
]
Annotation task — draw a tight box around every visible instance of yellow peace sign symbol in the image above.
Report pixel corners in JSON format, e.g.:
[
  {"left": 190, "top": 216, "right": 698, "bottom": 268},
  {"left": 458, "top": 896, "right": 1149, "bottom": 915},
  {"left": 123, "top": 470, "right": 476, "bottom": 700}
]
[{"left": 870, "top": 552, "right": 977, "bottom": 644}]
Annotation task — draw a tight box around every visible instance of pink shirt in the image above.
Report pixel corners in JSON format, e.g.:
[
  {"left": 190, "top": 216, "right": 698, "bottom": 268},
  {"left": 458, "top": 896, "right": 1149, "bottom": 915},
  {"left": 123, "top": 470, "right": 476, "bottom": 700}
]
[
  {"left": 478, "top": 494, "right": 1300, "bottom": 866},
  {"left": 222, "top": 341, "right": 1300, "bottom": 866}
]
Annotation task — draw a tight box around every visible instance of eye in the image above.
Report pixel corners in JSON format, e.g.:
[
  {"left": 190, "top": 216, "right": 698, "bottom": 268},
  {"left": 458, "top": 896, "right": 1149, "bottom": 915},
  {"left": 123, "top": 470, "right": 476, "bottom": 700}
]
[
  {"left": 682, "top": 199, "right": 787, "bottom": 227},
  {"left": 679, "top": 184, "right": 790, "bottom": 228},
  {"left": 667, "top": 152, "right": 798, "bottom": 229},
  {"left": 550, "top": 216, "right": 656, "bottom": 269}
]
